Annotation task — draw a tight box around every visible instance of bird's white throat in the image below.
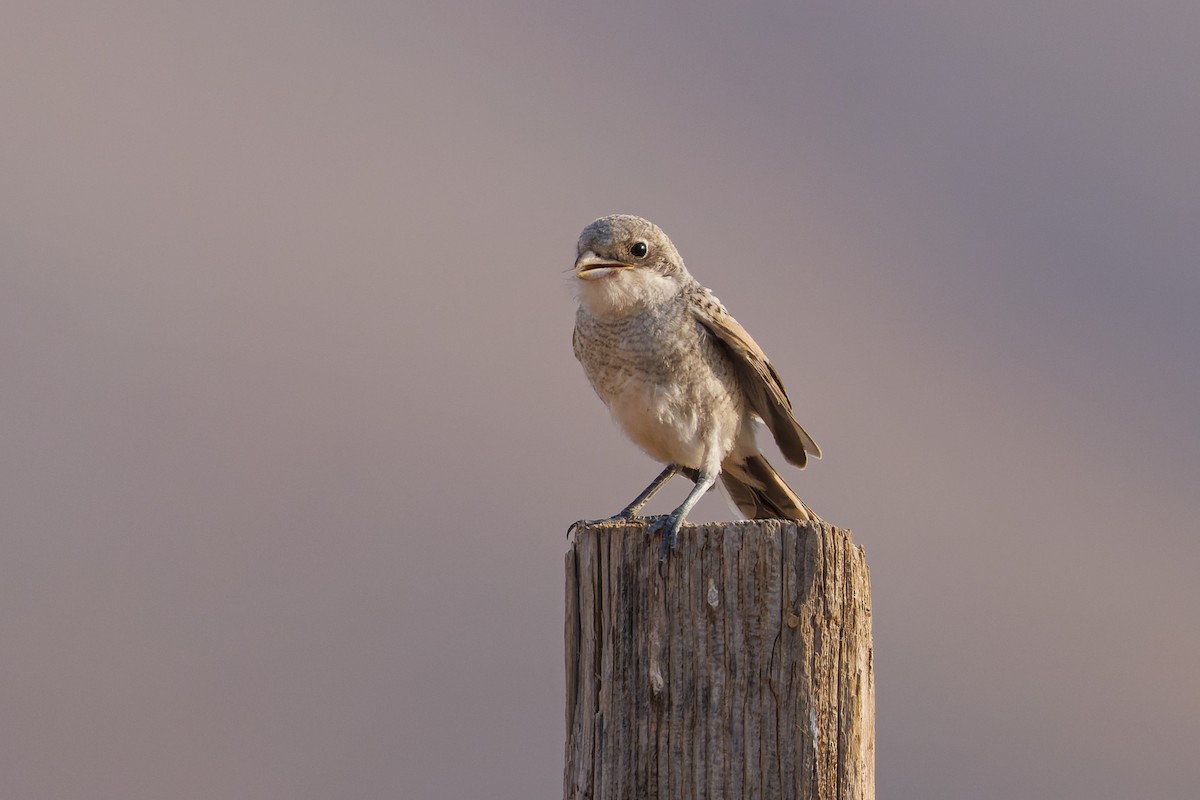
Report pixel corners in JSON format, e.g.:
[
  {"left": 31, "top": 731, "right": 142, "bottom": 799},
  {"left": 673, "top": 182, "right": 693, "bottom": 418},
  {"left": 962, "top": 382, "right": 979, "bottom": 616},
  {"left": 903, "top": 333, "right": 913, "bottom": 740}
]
[{"left": 577, "top": 268, "right": 679, "bottom": 318}]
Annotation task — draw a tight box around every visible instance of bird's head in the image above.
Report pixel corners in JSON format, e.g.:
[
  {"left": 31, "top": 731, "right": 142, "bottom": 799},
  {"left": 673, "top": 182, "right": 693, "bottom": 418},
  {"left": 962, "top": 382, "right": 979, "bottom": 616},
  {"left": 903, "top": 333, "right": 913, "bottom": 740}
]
[{"left": 573, "top": 214, "right": 689, "bottom": 317}]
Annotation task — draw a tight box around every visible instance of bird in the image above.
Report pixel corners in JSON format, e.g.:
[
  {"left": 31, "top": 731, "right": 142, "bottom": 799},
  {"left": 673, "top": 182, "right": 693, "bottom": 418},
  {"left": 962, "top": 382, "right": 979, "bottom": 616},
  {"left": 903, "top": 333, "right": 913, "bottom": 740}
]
[{"left": 570, "top": 214, "right": 821, "bottom": 559}]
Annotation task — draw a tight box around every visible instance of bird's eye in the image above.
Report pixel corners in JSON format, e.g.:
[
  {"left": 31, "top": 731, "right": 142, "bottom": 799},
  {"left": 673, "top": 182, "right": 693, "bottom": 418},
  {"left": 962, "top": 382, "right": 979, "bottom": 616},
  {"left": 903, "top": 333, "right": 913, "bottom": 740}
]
[{"left": 630, "top": 241, "right": 648, "bottom": 258}]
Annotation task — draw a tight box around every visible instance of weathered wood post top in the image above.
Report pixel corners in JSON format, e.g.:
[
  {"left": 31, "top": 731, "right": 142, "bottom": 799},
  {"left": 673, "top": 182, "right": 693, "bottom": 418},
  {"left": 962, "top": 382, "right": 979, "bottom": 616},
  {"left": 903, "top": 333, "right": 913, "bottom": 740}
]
[{"left": 564, "top": 519, "right": 874, "bottom": 800}]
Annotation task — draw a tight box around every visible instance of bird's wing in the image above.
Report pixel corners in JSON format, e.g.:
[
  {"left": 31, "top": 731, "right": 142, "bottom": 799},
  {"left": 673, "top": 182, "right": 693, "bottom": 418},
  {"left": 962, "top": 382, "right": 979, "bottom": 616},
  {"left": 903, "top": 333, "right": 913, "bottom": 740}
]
[{"left": 689, "top": 288, "right": 821, "bottom": 467}]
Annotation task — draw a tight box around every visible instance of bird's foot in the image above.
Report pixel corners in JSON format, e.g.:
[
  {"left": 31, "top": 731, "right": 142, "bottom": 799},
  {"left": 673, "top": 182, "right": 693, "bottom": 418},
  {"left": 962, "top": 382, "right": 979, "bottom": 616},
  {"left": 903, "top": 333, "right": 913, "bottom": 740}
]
[
  {"left": 648, "top": 513, "right": 685, "bottom": 561},
  {"left": 567, "top": 510, "right": 648, "bottom": 538},
  {"left": 638, "top": 514, "right": 670, "bottom": 529}
]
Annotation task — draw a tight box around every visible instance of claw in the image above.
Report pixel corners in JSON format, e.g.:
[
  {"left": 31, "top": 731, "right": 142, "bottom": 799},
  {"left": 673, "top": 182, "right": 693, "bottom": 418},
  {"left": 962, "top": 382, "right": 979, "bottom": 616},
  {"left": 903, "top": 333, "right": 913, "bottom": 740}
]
[
  {"left": 640, "top": 514, "right": 669, "bottom": 531},
  {"left": 655, "top": 513, "right": 683, "bottom": 561}
]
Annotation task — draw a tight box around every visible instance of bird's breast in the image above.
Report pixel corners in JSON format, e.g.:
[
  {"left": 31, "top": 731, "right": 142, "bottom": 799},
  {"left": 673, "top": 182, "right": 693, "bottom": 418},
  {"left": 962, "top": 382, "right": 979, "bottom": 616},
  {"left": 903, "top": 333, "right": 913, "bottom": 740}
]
[
  {"left": 573, "top": 305, "right": 742, "bottom": 468},
  {"left": 604, "top": 375, "right": 704, "bottom": 466}
]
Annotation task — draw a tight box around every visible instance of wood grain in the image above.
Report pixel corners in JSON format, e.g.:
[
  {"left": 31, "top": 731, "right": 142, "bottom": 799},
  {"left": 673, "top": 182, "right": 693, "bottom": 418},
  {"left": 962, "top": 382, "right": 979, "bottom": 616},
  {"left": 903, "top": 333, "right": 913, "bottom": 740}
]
[{"left": 565, "top": 519, "right": 874, "bottom": 800}]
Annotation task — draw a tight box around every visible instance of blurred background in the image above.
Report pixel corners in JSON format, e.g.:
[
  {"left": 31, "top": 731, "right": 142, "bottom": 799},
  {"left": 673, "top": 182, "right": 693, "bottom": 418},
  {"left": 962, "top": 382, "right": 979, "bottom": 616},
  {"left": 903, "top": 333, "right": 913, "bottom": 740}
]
[{"left": 3, "top": 2, "right": 1198, "bottom": 798}]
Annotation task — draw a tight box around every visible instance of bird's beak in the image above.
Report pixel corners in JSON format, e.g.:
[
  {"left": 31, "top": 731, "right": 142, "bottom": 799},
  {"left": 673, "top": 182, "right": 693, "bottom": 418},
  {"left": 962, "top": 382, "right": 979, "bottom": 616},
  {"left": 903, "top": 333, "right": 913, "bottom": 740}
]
[{"left": 575, "top": 250, "right": 633, "bottom": 280}]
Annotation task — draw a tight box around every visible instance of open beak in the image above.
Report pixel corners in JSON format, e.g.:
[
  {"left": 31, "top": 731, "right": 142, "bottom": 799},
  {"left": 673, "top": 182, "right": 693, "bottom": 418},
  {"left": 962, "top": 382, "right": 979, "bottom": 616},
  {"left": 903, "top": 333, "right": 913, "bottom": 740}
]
[{"left": 574, "top": 250, "right": 633, "bottom": 281}]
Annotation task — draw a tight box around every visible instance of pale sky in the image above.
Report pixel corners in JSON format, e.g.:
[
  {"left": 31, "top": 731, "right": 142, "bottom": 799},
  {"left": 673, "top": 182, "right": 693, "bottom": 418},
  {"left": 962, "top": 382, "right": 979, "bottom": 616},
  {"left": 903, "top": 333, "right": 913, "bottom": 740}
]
[{"left": 3, "top": 3, "right": 1198, "bottom": 799}]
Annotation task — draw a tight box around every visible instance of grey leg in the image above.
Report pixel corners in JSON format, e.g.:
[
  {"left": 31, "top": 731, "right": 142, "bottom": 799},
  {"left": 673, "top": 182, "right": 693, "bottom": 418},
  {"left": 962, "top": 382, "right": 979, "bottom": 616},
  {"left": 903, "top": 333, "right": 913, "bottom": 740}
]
[
  {"left": 656, "top": 468, "right": 718, "bottom": 560},
  {"left": 616, "top": 464, "right": 679, "bottom": 517},
  {"left": 568, "top": 464, "right": 680, "bottom": 537}
]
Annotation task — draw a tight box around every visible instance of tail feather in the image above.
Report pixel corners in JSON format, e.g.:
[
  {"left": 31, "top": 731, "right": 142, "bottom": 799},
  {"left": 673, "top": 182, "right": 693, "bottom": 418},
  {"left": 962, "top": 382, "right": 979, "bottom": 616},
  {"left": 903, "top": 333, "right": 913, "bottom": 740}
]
[{"left": 720, "top": 454, "right": 820, "bottom": 523}]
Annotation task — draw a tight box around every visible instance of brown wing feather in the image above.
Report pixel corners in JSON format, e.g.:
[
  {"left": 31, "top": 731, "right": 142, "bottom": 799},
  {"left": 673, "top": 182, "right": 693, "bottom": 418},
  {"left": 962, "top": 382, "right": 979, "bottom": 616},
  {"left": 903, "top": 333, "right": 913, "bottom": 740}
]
[{"left": 690, "top": 290, "right": 821, "bottom": 467}]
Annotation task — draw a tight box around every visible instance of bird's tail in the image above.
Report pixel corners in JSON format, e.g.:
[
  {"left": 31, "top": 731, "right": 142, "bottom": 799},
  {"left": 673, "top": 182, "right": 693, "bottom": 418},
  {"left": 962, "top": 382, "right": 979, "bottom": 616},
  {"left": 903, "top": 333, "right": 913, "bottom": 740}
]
[{"left": 720, "top": 454, "right": 821, "bottom": 524}]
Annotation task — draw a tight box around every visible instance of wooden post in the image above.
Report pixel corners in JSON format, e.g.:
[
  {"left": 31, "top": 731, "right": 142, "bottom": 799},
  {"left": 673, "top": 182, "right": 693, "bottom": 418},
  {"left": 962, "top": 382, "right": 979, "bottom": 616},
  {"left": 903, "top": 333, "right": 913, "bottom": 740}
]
[{"left": 564, "top": 519, "right": 874, "bottom": 800}]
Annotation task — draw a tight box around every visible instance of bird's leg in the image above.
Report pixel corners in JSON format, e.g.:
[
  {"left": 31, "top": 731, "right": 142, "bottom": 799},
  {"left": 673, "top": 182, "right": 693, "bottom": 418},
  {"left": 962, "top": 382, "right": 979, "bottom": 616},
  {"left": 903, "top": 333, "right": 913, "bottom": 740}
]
[
  {"left": 655, "top": 468, "right": 718, "bottom": 561},
  {"left": 616, "top": 464, "right": 679, "bottom": 518},
  {"left": 567, "top": 465, "right": 679, "bottom": 537}
]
